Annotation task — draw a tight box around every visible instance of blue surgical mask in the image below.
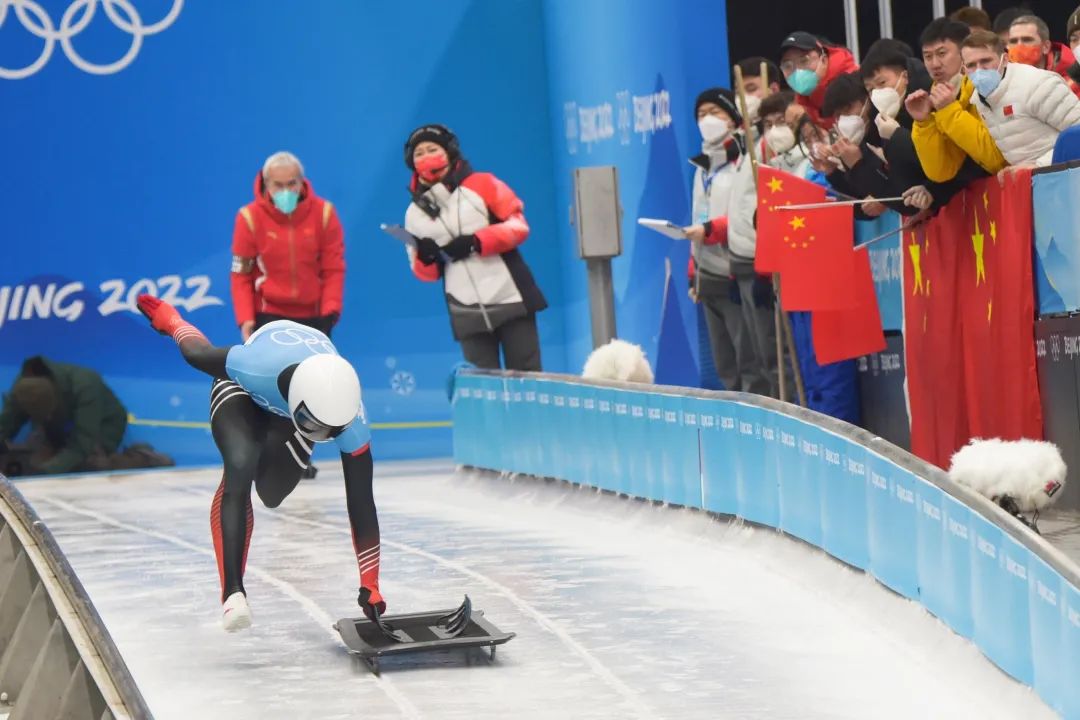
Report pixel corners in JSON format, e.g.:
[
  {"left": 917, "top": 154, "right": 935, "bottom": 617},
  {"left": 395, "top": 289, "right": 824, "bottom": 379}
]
[
  {"left": 272, "top": 189, "right": 299, "bottom": 214},
  {"left": 789, "top": 68, "right": 820, "bottom": 96},
  {"left": 969, "top": 68, "right": 1002, "bottom": 98}
]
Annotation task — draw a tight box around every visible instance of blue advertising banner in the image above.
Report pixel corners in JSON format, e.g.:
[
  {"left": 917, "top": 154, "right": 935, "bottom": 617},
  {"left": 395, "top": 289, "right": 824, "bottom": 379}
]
[
  {"left": 541, "top": 0, "right": 730, "bottom": 381},
  {"left": 0, "top": 0, "right": 570, "bottom": 464},
  {"left": 1033, "top": 167, "right": 1080, "bottom": 316},
  {"left": 857, "top": 212, "right": 904, "bottom": 332}
]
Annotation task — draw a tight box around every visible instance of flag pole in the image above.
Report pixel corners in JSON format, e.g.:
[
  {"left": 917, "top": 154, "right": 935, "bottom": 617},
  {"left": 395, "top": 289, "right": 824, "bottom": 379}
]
[
  {"left": 777, "top": 196, "right": 907, "bottom": 210},
  {"left": 735, "top": 64, "right": 806, "bottom": 407}
]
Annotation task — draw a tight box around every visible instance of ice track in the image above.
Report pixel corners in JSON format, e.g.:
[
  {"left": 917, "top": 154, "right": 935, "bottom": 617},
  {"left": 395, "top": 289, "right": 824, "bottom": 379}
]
[{"left": 17, "top": 460, "right": 1056, "bottom": 719}]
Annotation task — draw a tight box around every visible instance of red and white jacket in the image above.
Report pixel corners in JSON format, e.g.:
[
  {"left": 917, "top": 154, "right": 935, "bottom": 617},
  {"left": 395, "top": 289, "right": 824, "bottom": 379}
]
[
  {"left": 230, "top": 174, "right": 345, "bottom": 326},
  {"left": 405, "top": 161, "right": 546, "bottom": 313}
]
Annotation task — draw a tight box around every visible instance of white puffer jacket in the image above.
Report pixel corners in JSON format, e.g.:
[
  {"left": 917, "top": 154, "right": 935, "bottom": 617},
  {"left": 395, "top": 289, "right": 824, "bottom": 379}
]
[{"left": 976, "top": 62, "right": 1080, "bottom": 166}]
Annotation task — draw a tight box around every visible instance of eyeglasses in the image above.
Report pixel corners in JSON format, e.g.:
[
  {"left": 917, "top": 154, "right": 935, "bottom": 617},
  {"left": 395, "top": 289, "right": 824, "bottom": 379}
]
[{"left": 780, "top": 52, "right": 820, "bottom": 74}]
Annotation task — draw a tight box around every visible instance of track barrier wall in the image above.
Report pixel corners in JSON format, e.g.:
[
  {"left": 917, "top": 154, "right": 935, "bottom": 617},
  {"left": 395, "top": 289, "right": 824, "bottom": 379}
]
[{"left": 452, "top": 371, "right": 1080, "bottom": 719}]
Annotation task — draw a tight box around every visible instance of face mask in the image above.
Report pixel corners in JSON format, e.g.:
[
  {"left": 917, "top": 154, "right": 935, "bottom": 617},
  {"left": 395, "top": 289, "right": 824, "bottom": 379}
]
[
  {"left": 765, "top": 125, "right": 796, "bottom": 154},
  {"left": 698, "top": 115, "right": 730, "bottom": 143},
  {"left": 1073, "top": 44, "right": 1080, "bottom": 59},
  {"left": 948, "top": 72, "right": 963, "bottom": 90},
  {"left": 836, "top": 114, "right": 866, "bottom": 144},
  {"left": 414, "top": 153, "right": 449, "bottom": 182},
  {"left": 743, "top": 94, "right": 762, "bottom": 123},
  {"left": 789, "top": 68, "right": 820, "bottom": 95},
  {"left": 271, "top": 189, "right": 299, "bottom": 215},
  {"left": 969, "top": 67, "right": 1002, "bottom": 98},
  {"left": 1007, "top": 43, "right": 1042, "bottom": 67},
  {"left": 870, "top": 88, "right": 902, "bottom": 119}
]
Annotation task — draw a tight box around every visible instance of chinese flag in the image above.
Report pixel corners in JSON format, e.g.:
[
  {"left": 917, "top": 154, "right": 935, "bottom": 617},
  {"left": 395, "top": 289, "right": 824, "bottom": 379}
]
[
  {"left": 776, "top": 202, "right": 858, "bottom": 311},
  {"left": 810, "top": 247, "right": 886, "bottom": 364},
  {"left": 957, "top": 170, "right": 1042, "bottom": 442},
  {"left": 902, "top": 171, "right": 1043, "bottom": 470},
  {"left": 903, "top": 221, "right": 969, "bottom": 469},
  {"left": 756, "top": 166, "right": 827, "bottom": 273}
]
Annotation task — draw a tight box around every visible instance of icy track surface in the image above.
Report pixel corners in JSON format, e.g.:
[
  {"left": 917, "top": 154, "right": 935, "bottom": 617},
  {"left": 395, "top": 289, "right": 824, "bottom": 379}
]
[{"left": 18, "top": 460, "right": 1055, "bottom": 720}]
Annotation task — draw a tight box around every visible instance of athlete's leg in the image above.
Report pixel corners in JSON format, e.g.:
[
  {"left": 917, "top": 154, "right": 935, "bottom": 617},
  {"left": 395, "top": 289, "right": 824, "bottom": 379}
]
[
  {"left": 253, "top": 416, "right": 310, "bottom": 509},
  {"left": 209, "top": 379, "right": 263, "bottom": 603}
]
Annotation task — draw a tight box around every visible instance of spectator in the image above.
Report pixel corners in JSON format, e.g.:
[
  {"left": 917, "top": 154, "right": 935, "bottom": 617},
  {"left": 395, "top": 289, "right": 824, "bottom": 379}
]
[
  {"left": 993, "top": 7, "right": 1029, "bottom": 42},
  {"left": 761, "top": 91, "right": 813, "bottom": 176},
  {"left": 403, "top": 124, "right": 545, "bottom": 371},
  {"left": 1066, "top": 6, "right": 1080, "bottom": 86},
  {"left": 908, "top": 19, "right": 1007, "bottom": 183},
  {"left": 950, "top": 6, "right": 992, "bottom": 32},
  {"left": 779, "top": 32, "right": 859, "bottom": 129},
  {"left": 816, "top": 72, "right": 929, "bottom": 217},
  {"left": 683, "top": 88, "right": 757, "bottom": 393},
  {"left": 734, "top": 57, "right": 785, "bottom": 125},
  {"left": 760, "top": 92, "right": 860, "bottom": 424},
  {"left": 231, "top": 151, "right": 345, "bottom": 341},
  {"left": 1008, "top": 14, "right": 1080, "bottom": 95},
  {"left": 859, "top": 39, "right": 977, "bottom": 210},
  {"left": 961, "top": 29, "right": 1080, "bottom": 166},
  {"left": 0, "top": 356, "right": 169, "bottom": 475}
]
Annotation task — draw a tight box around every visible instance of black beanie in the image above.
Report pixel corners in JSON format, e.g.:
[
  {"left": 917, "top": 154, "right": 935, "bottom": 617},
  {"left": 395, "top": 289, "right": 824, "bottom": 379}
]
[
  {"left": 404, "top": 124, "right": 460, "bottom": 169},
  {"left": 694, "top": 87, "right": 742, "bottom": 126}
]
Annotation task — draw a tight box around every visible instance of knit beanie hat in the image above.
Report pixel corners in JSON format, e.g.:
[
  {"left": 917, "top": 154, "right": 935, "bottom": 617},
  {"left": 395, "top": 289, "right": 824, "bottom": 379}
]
[{"left": 694, "top": 87, "right": 742, "bottom": 126}]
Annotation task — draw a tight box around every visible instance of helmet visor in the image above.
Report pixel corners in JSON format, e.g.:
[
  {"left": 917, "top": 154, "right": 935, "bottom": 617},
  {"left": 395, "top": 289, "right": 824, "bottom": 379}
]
[{"left": 293, "top": 401, "right": 347, "bottom": 442}]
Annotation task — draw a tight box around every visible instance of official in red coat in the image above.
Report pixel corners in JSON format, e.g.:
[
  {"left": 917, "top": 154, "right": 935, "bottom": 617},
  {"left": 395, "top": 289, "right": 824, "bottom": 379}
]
[{"left": 230, "top": 151, "right": 346, "bottom": 340}]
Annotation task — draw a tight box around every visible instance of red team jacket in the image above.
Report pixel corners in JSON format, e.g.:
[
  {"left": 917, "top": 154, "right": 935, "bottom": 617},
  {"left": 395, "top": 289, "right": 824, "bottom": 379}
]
[{"left": 230, "top": 173, "right": 345, "bottom": 326}]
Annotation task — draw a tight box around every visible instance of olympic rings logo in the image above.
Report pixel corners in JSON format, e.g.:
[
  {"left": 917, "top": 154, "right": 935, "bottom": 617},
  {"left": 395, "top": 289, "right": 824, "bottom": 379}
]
[{"left": 0, "top": 0, "right": 182, "bottom": 80}]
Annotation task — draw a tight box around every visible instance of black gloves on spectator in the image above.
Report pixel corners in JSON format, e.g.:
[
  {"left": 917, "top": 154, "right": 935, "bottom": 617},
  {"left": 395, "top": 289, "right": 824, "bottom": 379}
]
[
  {"left": 443, "top": 234, "right": 480, "bottom": 262},
  {"left": 752, "top": 275, "right": 774, "bottom": 309},
  {"left": 414, "top": 237, "right": 442, "bottom": 265}
]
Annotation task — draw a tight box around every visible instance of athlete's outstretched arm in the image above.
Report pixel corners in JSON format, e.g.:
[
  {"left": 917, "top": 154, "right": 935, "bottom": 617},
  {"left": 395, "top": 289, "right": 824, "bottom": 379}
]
[{"left": 136, "top": 294, "right": 231, "bottom": 379}]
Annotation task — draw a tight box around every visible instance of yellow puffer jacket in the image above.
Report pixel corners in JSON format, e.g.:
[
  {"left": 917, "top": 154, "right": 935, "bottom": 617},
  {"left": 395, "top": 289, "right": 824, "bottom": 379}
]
[{"left": 911, "top": 75, "right": 1008, "bottom": 182}]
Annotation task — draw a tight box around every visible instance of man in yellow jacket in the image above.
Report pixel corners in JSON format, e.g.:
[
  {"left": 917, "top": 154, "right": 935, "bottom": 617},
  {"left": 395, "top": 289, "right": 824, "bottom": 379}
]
[{"left": 906, "top": 18, "right": 1007, "bottom": 182}]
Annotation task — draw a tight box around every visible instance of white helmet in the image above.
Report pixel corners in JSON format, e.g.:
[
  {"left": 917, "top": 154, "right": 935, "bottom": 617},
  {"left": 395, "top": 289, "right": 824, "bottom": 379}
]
[{"left": 287, "top": 354, "right": 361, "bottom": 441}]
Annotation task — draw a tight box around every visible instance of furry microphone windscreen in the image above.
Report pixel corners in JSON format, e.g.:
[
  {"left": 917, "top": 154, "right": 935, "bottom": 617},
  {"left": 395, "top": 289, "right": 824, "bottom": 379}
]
[
  {"left": 582, "top": 339, "right": 655, "bottom": 385},
  {"left": 947, "top": 438, "right": 1067, "bottom": 512}
]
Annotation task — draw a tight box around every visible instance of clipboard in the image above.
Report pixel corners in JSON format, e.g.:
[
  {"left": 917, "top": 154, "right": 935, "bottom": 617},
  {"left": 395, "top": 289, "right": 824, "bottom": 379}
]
[
  {"left": 380, "top": 223, "right": 419, "bottom": 248},
  {"left": 637, "top": 218, "right": 689, "bottom": 240}
]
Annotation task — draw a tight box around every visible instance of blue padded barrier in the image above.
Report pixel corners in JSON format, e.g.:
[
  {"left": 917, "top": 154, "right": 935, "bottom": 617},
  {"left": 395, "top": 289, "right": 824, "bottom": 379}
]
[{"left": 452, "top": 372, "right": 1080, "bottom": 717}]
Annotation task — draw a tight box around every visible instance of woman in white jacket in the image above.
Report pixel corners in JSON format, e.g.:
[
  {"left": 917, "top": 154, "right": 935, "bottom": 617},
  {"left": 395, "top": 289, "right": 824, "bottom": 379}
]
[
  {"left": 402, "top": 124, "right": 546, "bottom": 370},
  {"left": 961, "top": 29, "right": 1080, "bottom": 166}
]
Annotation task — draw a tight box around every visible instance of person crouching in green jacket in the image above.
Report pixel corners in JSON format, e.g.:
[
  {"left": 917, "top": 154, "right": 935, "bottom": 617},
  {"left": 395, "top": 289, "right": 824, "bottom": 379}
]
[{"left": 0, "top": 356, "right": 128, "bottom": 476}]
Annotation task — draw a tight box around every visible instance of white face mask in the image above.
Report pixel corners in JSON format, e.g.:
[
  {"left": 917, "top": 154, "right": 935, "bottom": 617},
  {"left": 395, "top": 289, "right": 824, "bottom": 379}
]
[
  {"left": 743, "top": 94, "right": 762, "bottom": 123},
  {"left": 836, "top": 114, "right": 866, "bottom": 144},
  {"left": 698, "top": 115, "right": 731, "bottom": 143},
  {"left": 765, "top": 125, "right": 796, "bottom": 154},
  {"left": 870, "top": 87, "right": 902, "bottom": 118}
]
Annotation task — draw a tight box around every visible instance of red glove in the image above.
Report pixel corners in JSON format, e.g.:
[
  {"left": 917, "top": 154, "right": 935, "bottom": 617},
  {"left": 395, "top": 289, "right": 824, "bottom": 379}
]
[{"left": 136, "top": 294, "right": 184, "bottom": 336}]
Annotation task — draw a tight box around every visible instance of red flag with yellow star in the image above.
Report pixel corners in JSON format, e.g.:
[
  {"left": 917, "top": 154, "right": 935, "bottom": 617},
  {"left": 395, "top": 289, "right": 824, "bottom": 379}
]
[
  {"left": 755, "top": 166, "right": 827, "bottom": 273},
  {"left": 776, "top": 202, "right": 858, "bottom": 311},
  {"left": 902, "top": 171, "right": 1042, "bottom": 469},
  {"left": 903, "top": 219, "right": 969, "bottom": 469},
  {"left": 957, "top": 170, "right": 1042, "bottom": 442},
  {"left": 810, "top": 247, "right": 886, "bottom": 364}
]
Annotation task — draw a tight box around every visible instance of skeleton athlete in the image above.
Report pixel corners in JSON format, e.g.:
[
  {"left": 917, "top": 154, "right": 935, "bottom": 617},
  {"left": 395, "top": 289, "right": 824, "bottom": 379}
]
[{"left": 136, "top": 294, "right": 385, "bottom": 631}]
